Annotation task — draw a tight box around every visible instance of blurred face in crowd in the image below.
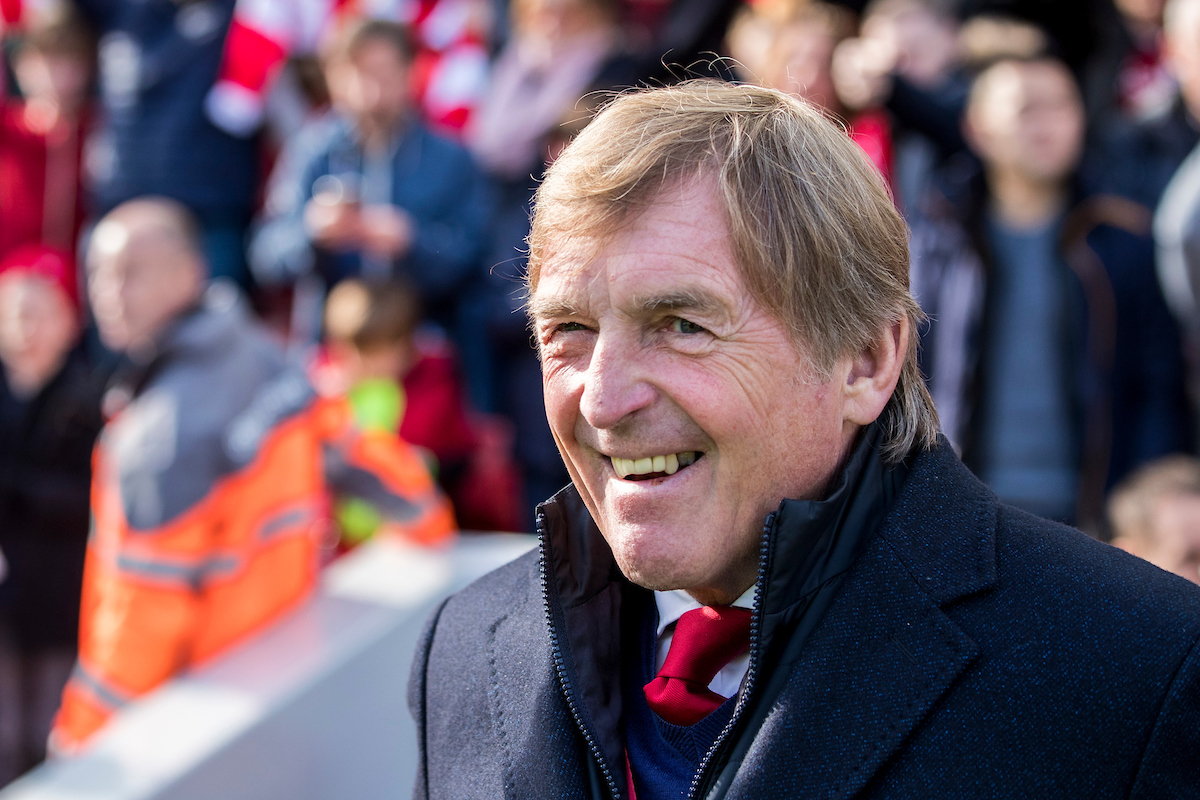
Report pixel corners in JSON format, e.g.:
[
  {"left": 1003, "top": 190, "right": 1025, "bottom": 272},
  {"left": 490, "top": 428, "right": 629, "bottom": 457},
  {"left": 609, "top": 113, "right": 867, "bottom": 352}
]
[
  {"left": 513, "top": 0, "right": 610, "bottom": 43},
  {"left": 1120, "top": 493, "right": 1200, "bottom": 584},
  {"left": 0, "top": 273, "right": 78, "bottom": 394},
  {"left": 765, "top": 21, "right": 840, "bottom": 112},
  {"left": 861, "top": 1, "right": 959, "bottom": 88},
  {"left": 13, "top": 48, "right": 92, "bottom": 118},
  {"left": 87, "top": 207, "right": 205, "bottom": 355},
  {"left": 1116, "top": 0, "right": 1167, "bottom": 26},
  {"left": 331, "top": 37, "right": 412, "bottom": 136},
  {"left": 966, "top": 59, "right": 1085, "bottom": 184},
  {"left": 1165, "top": 0, "right": 1200, "bottom": 119},
  {"left": 532, "top": 177, "right": 884, "bottom": 604}
]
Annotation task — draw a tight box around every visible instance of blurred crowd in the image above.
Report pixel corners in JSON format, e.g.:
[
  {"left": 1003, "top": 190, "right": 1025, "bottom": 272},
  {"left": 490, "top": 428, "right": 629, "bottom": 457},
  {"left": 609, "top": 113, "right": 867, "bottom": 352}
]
[{"left": 2, "top": 0, "right": 1200, "bottom": 785}]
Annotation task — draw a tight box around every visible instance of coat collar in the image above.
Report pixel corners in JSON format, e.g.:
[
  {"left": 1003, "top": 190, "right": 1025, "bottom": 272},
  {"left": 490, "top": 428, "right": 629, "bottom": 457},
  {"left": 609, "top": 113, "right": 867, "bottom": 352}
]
[{"left": 715, "top": 439, "right": 998, "bottom": 799}]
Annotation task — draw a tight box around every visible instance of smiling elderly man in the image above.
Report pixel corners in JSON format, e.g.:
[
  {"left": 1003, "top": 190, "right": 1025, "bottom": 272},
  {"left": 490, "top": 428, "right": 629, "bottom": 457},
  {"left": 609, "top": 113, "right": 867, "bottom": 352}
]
[{"left": 409, "top": 82, "right": 1200, "bottom": 799}]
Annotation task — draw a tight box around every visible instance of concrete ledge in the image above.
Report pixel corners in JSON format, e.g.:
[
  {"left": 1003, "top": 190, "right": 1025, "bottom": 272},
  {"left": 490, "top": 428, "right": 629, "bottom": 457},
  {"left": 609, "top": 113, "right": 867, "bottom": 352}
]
[{"left": 0, "top": 533, "right": 537, "bottom": 800}]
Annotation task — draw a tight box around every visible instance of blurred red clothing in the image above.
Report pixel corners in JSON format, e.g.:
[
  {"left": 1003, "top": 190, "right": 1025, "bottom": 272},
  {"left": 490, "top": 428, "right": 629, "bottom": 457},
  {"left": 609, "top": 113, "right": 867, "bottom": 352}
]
[
  {"left": 0, "top": 102, "right": 88, "bottom": 262},
  {"left": 399, "top": 337, "right": 477, "bottom": 466},
  {"left": 400, "top": 339, "right": 523, "bottom": 532},
  {"left": 848, "top": 109, "right": 894, "bottom": 190}
]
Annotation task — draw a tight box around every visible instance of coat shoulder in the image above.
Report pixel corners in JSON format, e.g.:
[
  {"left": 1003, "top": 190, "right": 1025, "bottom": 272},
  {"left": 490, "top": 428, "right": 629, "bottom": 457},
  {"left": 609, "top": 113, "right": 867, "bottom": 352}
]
[
  {"left": 991, "top": 503, "right": 1200, "bottom": 641},
  {"left": 438, "top": 547, "right": 542, "bottom": 633}
]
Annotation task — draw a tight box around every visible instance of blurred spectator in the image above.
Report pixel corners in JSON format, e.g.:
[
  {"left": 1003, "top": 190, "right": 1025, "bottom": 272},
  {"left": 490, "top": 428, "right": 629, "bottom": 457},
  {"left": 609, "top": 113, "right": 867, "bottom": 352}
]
[
  {"left": 468, "top": 0, "right": 632, "bottom": 183},
  {"left": 207, "top": 0, "right": 491, "bottom": 138},
  {"left": 470, "top": 0, "right": 631, "bottom": 529},
  {"left": 831, "top": 0, "right": 968, "bottom": 214},
  {"left": 955, "top": 12, "right": 1050, "bottom": 65},
  {"left": 1084, "top": 0, "right": 1175, "bottom": 127},
  {"left": 955, "top": 0, "right": 1096, "bottom": 71},
  {"left": 0, "top": 5, "right": 93, "bottom": 263},
  {"left": 1154, "top": 0, "right": 1200, "bottom": 432},
  {"left": 320, "top": 278, "right": 523, "bottom": 532},
  {"left": 0, "top": 246, "right": 104, "bottom": 782},
  {"left": 1087, "top": 0, "right": 1199, "bottom": 207},
  {"left": 51, "top": 198, "right": 453, "bottom": 752},
  {"left": 733, "top": 0, "right": 895, "bottom": 183},
  {"left": 910, "top": 56, "right": 1189, "bottom": 529},
  {"left": 250, "top": 19, "right": 490, "bottom": 340},
  {"left": 71, "top": 0, "right": 257, "bottom": 288},
  {"left": 1109, "top": 454, "right": 1200, "bottom": 582}
]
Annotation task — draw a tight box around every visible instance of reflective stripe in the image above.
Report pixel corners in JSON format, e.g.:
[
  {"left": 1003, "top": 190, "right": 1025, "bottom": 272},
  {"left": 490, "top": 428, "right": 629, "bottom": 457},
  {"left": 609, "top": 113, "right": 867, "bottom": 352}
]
[
  {"left": 117, "top": 554, "right": 202, "bottom": 584},
  {"left": 116, "top": 553, "right": 243, "bottom": 588},
  {"left": 70, "top": 662, "right": 132, "bottom": 712},
  {"left": 258, "top": 505, "right": 318, "bottom": 542}
]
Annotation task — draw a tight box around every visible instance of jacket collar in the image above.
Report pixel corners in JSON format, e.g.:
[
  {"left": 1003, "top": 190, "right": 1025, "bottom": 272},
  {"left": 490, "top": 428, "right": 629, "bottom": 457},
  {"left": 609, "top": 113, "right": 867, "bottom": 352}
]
[
  {"left": 755, "top": 423, "right": 908, "bottom": 665},
  {"left": 713, "top": 439, "right": 998, "bottom": 799}
]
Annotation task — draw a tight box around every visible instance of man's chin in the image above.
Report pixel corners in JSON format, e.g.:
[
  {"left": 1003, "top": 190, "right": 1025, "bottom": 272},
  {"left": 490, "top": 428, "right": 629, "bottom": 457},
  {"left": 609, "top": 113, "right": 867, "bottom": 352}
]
[{"left": 608, "top": 535, "right": 715, "bottom": 595}]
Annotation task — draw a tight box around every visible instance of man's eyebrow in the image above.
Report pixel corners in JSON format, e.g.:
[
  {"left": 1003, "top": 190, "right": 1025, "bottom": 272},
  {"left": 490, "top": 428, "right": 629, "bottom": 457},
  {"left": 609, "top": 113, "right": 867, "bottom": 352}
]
[
  {"left": 634, "top": 289, "right": 725, "bottom": 316},
  {"left": 526, "top": 296, "right": 585, "bottom": 321}
]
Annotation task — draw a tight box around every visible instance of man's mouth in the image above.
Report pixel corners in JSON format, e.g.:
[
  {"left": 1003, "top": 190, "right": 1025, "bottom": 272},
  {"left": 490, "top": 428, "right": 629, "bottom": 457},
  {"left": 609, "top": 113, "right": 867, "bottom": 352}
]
[{"left": 610, "top": 452, "right": 701, "bottom": 481}]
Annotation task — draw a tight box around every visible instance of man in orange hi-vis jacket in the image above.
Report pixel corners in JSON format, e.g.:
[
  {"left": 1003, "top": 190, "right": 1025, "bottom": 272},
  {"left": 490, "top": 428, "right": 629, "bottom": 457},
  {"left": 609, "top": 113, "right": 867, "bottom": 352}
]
[{"left": 50, "top": 197, "right": 454, "bottom": 752}]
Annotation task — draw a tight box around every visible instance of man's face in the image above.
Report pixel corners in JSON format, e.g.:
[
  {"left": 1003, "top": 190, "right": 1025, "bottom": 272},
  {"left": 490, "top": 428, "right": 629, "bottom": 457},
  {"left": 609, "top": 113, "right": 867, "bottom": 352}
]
[
  {"left": 87, "top": 223, "right": 195, "bottom": 353},
  {"left": 332, "top": 39, "right": 411, "bottom": 132},
  {"left": 969, "top": 61, "right": 1085, "bottom": 183},
  {"left": 532, "top": 179, "right": 856, "bottom": 603}
]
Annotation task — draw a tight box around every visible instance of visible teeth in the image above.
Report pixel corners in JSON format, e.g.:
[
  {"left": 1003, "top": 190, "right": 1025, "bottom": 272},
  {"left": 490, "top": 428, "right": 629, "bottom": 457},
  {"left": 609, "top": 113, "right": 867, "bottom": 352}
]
[{"left": 611, "top": 452, "right": 698, "bottom": 478}]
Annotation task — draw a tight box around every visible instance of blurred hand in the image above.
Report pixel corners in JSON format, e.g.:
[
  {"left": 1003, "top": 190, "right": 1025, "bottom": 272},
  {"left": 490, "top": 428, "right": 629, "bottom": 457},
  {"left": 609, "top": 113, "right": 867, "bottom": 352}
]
[
  {"left": 305, "top": 199, "right": 362, "bottom": 250},
  {"left": 832, "top": 37, "right": 897, "bottom": 113},
  {"left": 359, "top": 205, "right": 414, "bottom": 260}
]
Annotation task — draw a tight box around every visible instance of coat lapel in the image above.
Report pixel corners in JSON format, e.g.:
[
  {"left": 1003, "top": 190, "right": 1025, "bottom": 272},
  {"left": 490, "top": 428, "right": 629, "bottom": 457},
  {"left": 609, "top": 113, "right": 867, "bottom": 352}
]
[{"left": 725, "top": 443, "right": 999, "bottom": 800}]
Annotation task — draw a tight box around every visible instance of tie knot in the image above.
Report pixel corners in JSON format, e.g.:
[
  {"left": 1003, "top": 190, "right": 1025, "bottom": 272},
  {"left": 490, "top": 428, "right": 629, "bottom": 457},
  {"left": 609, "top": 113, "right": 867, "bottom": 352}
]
[
  {"left": 643, "top": 605, "right": 752, "bottom": 726},
  {"left": 660, "top": 606, "right": 752, "bottom": 685}
]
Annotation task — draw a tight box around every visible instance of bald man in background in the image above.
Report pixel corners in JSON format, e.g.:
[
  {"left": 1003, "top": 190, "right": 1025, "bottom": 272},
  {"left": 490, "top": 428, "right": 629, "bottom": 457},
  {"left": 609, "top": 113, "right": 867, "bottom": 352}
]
[{"left": 51, "top": 197, "right": 453, "bottom": 751}]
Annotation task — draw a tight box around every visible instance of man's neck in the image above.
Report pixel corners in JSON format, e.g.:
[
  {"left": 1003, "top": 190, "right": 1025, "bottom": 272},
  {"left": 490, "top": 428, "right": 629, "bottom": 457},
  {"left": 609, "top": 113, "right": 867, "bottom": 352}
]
[{"left": 987, "top": 168, "right": 1069, "bottom": 230}]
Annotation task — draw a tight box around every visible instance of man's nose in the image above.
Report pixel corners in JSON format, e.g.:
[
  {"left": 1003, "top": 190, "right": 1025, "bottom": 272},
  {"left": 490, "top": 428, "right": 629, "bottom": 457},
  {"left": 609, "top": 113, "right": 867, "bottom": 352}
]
[{"left": 578, "top": 331, "right": 655, "bottom": 431}]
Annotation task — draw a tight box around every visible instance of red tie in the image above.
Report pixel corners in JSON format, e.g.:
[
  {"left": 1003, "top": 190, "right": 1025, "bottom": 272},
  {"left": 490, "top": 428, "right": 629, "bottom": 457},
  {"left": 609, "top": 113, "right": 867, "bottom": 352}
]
[{"left": 643, "top": 605, "right": 752, "bottom": 726}]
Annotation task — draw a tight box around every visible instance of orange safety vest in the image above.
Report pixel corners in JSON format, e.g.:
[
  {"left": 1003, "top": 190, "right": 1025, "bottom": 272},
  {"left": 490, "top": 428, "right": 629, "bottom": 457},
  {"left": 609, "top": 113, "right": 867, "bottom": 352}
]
[{"left": 52, "top": 394, "right": 454, "bottom": 751}]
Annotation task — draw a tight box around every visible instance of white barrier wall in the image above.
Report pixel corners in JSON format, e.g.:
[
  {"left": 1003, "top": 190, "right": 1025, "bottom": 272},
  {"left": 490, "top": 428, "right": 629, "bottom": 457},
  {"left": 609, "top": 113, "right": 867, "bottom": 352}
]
[{"left": 0, "top": 533, "right": 537, "bottom": 800}]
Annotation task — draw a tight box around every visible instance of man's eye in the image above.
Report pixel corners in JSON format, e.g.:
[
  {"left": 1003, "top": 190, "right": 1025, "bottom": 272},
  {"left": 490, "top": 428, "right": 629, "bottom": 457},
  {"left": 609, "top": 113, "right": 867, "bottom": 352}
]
[
  {"left": 557, "top": 321, "right": 590, "bottom": 333},
  {"left": 668, "top": 317, "right": 706, "bottom": 334}
]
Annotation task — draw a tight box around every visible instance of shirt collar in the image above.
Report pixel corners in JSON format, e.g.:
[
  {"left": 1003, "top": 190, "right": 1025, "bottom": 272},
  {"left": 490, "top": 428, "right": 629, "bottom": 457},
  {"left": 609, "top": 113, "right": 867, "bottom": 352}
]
[{"left": 653, "top": 586, "right": 756, "bottom": 639}]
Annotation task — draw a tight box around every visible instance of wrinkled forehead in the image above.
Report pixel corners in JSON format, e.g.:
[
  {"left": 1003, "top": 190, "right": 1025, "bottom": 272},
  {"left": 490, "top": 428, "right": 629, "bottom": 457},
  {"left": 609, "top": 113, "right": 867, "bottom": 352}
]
[
  {"left": 528, "top": 172, "right": 730, "bottom": 287},
  {"left": 528, "top": 179, "right": 767, "bottom": 329}
]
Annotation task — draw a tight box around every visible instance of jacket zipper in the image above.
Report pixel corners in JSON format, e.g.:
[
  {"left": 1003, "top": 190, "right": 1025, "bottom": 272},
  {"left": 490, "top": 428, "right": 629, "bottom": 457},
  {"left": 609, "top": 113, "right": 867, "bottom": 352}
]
[
  {"left": 687, "top": 511, "right": 777, "bottom": 800},
  {"left": 537, "top": 508, "right": 622, "bottom": 800}
]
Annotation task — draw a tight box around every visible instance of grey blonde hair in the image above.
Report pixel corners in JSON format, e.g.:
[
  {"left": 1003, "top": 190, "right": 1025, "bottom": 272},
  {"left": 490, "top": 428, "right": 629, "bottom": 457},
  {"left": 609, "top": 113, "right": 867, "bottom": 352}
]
[{"left": 526, "top": 81, "right": 939, "bottom": 463}]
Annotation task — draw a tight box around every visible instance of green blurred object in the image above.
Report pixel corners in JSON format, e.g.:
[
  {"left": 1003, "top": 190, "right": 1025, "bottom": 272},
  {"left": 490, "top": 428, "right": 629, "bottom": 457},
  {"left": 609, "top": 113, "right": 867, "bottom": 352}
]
[
  {"left": 348, "top": 378, "right": 405, "bottom": 433},
  {"left": 336, "top": 497, "right": 383, "bottom": 544}
]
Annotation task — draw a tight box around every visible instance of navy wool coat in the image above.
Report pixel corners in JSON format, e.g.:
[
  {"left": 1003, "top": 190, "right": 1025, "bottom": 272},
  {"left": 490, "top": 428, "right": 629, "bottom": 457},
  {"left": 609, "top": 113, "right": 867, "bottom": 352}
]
[{"left": 409, "top": 440, "right": 1200, "bottom": 799}]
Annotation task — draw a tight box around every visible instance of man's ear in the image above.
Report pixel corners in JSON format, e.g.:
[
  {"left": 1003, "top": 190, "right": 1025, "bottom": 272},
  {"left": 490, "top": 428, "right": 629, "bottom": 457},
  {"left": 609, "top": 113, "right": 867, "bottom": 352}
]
[{"left": 842, "top": 315, "right": 907, "bottom": 426}]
